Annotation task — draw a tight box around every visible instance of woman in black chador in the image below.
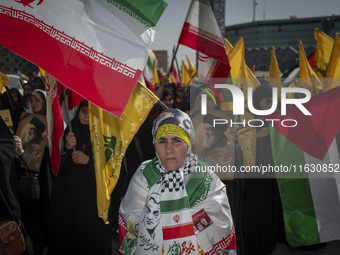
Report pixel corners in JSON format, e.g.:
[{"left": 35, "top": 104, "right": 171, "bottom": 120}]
[{"left": 48, "top": 100, "right": 112, "bottom": 255}]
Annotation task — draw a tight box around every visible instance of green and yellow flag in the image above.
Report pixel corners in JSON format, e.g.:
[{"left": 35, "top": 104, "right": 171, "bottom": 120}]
[
  {"left": 186, "top": 55, "right": 197, "bottom": 78},
  {"left": 0, "top": 72, "right": 10, "bottom": 94},
  {"left": 324, "top": 33, "right": 340, "bottom": 91},
  {"left": 181, "top": 60, "right": 191, "bottom": 89},
  {"left": 153, "top": 60, "right": 160, "bottom": 85},
  {"left": 268, "top": 46, "right": 282, "bottom": 101},
  {"left": 89, "top": 81, "right": 159, "bottom": 223},
  {"left": 298, "top": 40, "right": 323, "bottom": 95},
  {"left": 314, "top": 28, "right": 334, "bottom": 78},
  {"left": 224, "top": 38, "right": 233, "bottom": 55}
]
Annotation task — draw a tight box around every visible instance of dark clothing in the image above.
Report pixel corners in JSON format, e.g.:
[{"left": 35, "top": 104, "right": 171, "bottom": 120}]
[
  {"left": 223, "top": 141, "right": 245, "bottom": 255},
  {"left": 0, "top": 90, "right": 24, "bottom": 132},
  {"left": 243, "top": 126, "right": 286, "bottom": 255},
  {"left": 48, "top": 101, "right": 112, "bottom": 255},
  {"left": 0, "top": 116, "right": 21, "bottom": 222}
]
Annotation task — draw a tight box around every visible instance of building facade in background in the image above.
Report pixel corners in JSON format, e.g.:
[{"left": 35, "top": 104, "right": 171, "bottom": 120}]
[{"left": 225, "top": 15, "right": 340, "bottom": 72}]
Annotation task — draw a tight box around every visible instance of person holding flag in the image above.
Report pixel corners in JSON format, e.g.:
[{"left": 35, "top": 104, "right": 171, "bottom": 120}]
[
  {"left": 119, "top": 108, "right": 236, "bottom": 255},
  {"left": 48, "top": 100, "right": 113, "bottom": 255},
  {"left": 14, "top": 89, "right": 55, "bottom": 255}
]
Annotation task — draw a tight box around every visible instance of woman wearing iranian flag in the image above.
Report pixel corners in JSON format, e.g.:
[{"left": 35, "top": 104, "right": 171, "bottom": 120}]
[{"left": 119, "top": 108, "right": 236, "bottom": 255}]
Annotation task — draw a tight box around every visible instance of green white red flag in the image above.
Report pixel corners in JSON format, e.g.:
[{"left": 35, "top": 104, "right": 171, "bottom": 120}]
[
  {"left": 269, "top": 86, "right": 340, "bottom": 247},
  {"left": 45, "top": 74, "right": 64, "bottom": 175},
  {"left": 178, "top": 0, "right": 230, "bottom": 83},
  {"left": 0, "top": 0, "right": 167, "bottom": 117}
]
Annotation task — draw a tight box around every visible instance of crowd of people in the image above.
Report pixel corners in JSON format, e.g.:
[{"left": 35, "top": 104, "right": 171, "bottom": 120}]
[{"left": 0, "top": 72, "right": 328, "bottom": 255}]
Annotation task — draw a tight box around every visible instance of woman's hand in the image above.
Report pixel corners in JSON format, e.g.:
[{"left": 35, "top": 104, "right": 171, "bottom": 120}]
[
  {"left": 72, "top": 151, "right": 89, "bottom": 165},
  {"left": 13, "top": 135, "right": 24, "bottom": 158},
  {"left": 65, "top": 132, "right": 77, "bottom": 150}
]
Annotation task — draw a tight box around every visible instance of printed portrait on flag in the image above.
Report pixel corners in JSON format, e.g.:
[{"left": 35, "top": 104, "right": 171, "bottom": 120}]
[
  {"left": 16, "top": 113, "right": 47, "bottom": 172},
  {"left": 192, "top": 110, "right": 236, "bottom": 180},
  {"left": 192, "top": 209, "right": 213, "bottom": 235},
  {"left": 141, "top": 192, "right": 161, "bottom": 240}
]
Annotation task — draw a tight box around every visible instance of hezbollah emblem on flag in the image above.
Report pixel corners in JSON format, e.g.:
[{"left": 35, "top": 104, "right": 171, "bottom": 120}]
[
  {"left": 167, "top": 241, "right": 181, "bottom": 255},
  {"left": 103, "top": 134, "right": 117, "bottom": 163}
]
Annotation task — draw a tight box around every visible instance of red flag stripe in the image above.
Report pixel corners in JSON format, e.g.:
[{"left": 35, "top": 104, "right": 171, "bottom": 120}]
[
  {"left": 0, "top": 5, "right": 140, "bottom": 118},
  {"left": 46, "top": 76, "right": 64, "bottom": 175},
  {"left": 179, "top": 22, "right": 228, "bottom": 64},
  {"left": 162, "top": 223, "right": 195, "bottom": 240}
]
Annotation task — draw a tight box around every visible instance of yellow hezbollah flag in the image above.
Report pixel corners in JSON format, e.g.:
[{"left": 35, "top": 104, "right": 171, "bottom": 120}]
[
  {"left": 251, "top": 65, "right": 256, "bottom": 75},
  {"left": 233, "top": 57, "right": 258, "bottom": 168},
  {"left": 186, "top": 55, "right": 197, "bottom": 78},
  {"left": 228, "top": 37, "right": 243, "bottom": 82},
  {"left": 181, "top": 60, "right": 191, "bottom": 89},
  {"left": 0, "top": 72, "right": 10, "bottom": 94},
  {"left": 314, "top": 28, "right": 334, "bottom": 78},
  {"left": 153, "top": 60, "right": 160, "bottom": 85},
  {"left": 268, "top": 46, "right": 282, "bottom": 101},
  {"left": 38, "top": 66, "right": 46, "bottom": 77},
  {"left": 324, "top": 33, "right": 340, "bottom": 91},
  {"left": 89, "top": 81, "right": 159, "bottom": 223},
  {"left": 298, "top": 40, "right": 323, "bottom": 95},
  {"left": 224, "top": 38, "right": 233, "bottom": 55}
]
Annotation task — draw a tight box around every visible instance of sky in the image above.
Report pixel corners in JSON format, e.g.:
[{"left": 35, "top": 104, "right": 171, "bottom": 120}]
[{"left": 151, "top": 0, "right": 340, "bottom": 69}]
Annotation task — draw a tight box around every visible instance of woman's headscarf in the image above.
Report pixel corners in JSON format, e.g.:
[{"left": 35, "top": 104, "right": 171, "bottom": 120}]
[
  {"left": 160, "top": 87, "right": 175, "bottom": 108},
  {"left": 59, "top": 100, "right": 92, "bottom": 176},
  {"left": 152, "top": 108, "right": 195, "bottom": 149},
  {"left": 252, "top": 81, "right": 274, "bottom": 110},
  {"left": 29, "top": 89, "right": 46, "bottom": 115},
  {"left": 65, "top": 100, "right": 90, "bottom": 155}
]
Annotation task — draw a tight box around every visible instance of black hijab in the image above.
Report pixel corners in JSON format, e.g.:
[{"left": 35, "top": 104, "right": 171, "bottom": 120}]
[{"left": 64, "top": 100, "right": 91, "bottom": 156}]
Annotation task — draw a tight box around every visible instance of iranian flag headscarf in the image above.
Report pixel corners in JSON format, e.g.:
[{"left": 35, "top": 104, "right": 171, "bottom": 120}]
[{"left": 119, "top": 109, "right": 237, "bottom": 255}]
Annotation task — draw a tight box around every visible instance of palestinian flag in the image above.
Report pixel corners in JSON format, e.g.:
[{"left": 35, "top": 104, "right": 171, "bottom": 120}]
[{"left": 269, "top": 86, "right": 340, "bottom": 247}]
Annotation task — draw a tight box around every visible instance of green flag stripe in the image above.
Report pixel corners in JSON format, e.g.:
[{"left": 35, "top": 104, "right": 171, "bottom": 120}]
[
  {"left": 270, "top": 128, "right": 320, "bottom": 247},
  {"left": 160, "top": 197, "right": 190, "bottom": 213},
  {"left": 142, "top": 158, "right": 162, "bottom": 188},
  {"left": 108, "top": 0, "right": 168, "bottom": 27},
  {"left": 146, "top": 57, "right": 153, "bottom": 70}
]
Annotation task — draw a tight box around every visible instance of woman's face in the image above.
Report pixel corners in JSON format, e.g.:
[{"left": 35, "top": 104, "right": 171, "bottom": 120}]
[
  {"left": 30, "top": 95, "right": 43, "bottom": 114},
  {"left": 79, "top": 106, "right": 89, "bottom": 124},
  {"left": 162, "top": 94, "right": 174, "bottom": 108},
  {"left": 11, "top": 93, "right": 18, "bottom": 103},
  {"left": 155, "top": 135, "right": 188, "bottom": 171},
  {"left": 24, "top": 84, "right": 33, "bottom": 96}
]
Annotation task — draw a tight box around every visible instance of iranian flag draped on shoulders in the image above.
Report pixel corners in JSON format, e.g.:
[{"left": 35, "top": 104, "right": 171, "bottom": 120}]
[
  {"left": 269, "top": 86, "right": 340, "bottom": 247},
  {"left": 0, "top": 0, "right": 167, "bottom": 117},
  {"left": 178, "top": 0, "right": 230, "bottom": 83}
]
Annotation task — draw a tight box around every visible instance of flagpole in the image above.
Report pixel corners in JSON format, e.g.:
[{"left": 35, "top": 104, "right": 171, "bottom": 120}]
[
  {"left": 168, "top": 44, "right": 180, "bottom": 75},
  {"left": 157, "top": 99, "right": 168, "bottom": 109},
  {"left": 61, "top": 84, "right": 75, "bottom": 151},
  {"left": 173, "top": 46, "right": 182, "bottom": 82}
]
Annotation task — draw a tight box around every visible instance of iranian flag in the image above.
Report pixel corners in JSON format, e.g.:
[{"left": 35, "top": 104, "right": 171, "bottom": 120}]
[
  {"left": 0, "top": 0, "right": 167, "bottom": 117},
  {"left": 178, "top": 0, "right": 230, "bottom": 83},
  {"left": 269, "top": 86, "right": 340, "bottom": 247},
  {"left": 45, "top": 74, "right": 64, "bottom": 175}
]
